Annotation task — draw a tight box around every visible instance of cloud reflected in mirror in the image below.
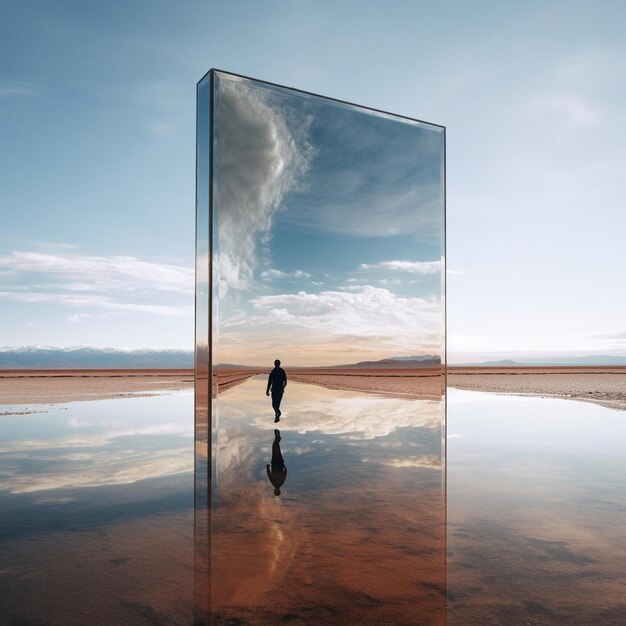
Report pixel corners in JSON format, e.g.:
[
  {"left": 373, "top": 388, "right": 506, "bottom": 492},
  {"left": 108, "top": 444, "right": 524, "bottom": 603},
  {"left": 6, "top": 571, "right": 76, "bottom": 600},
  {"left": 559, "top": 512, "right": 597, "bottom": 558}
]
[{"left": 197, "top": 71, "right": 446, "bottom": 624}]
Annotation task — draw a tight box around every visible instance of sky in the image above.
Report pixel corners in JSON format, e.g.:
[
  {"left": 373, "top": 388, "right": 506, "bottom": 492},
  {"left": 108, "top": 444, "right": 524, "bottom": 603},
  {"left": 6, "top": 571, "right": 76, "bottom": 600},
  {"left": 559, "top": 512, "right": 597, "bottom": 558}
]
[
  {"left": 211, "top": 72, "right": 444, "bottom": 366},
  {"left": 1, "top": 0, "right": 625, "bottom": 362}
]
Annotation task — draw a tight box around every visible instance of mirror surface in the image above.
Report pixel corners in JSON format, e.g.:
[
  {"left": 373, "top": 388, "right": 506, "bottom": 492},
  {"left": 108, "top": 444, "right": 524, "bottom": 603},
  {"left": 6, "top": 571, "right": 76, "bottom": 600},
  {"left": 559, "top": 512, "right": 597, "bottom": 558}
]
[{"left": 196, "top": 70, "right": 446, "bottom": 624}]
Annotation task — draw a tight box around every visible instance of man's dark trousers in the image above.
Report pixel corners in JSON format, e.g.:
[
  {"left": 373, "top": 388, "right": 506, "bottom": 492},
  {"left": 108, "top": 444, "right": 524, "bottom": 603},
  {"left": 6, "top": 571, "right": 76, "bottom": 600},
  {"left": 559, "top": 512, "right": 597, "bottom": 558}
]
[{"left": 271, "top": 391, "right": 283, "bottom": 416}]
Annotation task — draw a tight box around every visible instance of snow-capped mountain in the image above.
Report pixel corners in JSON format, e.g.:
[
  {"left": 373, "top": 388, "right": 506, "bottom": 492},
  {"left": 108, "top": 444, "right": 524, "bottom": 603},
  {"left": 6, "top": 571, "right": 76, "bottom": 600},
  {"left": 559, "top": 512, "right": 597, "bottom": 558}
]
[{"left": 0, "top": 346, "right": 193, "bottom": 369}]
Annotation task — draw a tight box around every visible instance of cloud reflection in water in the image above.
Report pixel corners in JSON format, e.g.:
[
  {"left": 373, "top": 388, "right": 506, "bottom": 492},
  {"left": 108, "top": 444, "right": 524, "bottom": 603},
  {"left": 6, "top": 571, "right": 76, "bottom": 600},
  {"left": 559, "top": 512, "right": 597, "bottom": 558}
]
[
  {"left": 0, "top": 391, "right": 193, "bottom": 494},
  {"left": 208, "top": 377, "right": 445, "bottom": 624}
]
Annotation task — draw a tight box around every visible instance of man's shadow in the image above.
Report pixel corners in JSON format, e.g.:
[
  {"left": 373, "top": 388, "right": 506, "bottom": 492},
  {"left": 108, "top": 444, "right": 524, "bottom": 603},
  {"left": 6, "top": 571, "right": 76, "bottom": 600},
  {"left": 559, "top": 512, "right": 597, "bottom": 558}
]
[{"left": 267, "top": 429, "right": 287, "bottom": 496}]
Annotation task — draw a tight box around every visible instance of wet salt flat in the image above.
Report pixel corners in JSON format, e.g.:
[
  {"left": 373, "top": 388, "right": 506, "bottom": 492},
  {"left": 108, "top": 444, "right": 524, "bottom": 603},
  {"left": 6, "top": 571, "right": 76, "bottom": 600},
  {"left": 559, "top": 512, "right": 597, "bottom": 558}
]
[
  {"left": 205, "top": 377, "right": 446, "bottom": 624},
  {"left": 0, "top": 382, "right": 624, "bottom": 624},
  {"left": 447, "top": 389, "right": 626, "bottom": 625},
  {"left": 0, "top": 391, "right": 195, "bottom": 625}
]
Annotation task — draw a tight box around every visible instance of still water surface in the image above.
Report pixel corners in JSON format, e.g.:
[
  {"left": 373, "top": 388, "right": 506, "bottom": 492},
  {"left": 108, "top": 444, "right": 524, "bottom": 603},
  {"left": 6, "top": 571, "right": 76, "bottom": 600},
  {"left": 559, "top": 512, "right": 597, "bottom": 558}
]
[
  {"left": 0, "top": 391, "right": 195, "bottom": 625},
  {"left": 205, "top": 377, "right": 445, "bottom": 624},
  {"left": 0, "top": 383, "right": 623, "bottom": 624},
  {"left": 447, "top": 389, "right": 626, "bottom": 625}
]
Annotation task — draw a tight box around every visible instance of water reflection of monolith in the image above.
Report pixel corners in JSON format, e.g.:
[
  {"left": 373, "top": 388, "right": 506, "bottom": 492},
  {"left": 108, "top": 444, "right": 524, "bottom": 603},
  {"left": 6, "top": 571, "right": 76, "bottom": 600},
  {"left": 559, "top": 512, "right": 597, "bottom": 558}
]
[{"left": 196, "top": 69, "right": 446, "bottom": 624}]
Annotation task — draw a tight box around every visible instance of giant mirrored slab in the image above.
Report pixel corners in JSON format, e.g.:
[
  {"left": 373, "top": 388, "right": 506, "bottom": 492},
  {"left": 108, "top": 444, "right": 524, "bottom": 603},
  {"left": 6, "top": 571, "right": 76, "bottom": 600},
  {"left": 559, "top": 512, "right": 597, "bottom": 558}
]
[{"left": 195, "top": 69, "right": 446, "bottom": 624}]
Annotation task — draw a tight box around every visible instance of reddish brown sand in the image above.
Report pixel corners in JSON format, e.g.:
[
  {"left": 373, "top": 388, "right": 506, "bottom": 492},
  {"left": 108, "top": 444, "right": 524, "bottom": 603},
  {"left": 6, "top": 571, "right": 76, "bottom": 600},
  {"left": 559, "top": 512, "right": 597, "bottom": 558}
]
[
  {"left": 288, "top": 367, "right": 444, "bottom": 400},
  {"left": 0, "top": 369, "right": 195, "bottom": 404}
]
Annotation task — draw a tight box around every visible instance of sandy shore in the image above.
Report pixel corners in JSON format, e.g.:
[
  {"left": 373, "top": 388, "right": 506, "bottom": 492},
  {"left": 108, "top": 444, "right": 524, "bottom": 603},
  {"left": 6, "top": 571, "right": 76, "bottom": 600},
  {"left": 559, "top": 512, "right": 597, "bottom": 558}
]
[{"left": 447, "top": 366, "right": 626, "bottom": 411}]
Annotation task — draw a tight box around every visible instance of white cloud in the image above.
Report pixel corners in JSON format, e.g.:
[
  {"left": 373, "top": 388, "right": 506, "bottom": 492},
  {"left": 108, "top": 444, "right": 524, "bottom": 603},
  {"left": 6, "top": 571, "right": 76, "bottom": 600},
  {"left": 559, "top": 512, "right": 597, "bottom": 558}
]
[
  {"left": 260, "top": 268, "right": 311, "bottom": 280},
  {"left": 0, "top": 393, "right": 194, "bottom": 493},
  {"left": 0, "top": 422, "right": 191, "bottom": 455},
  {"left": 0, "top": 251, "right": 194, "bottom": 294},
  {"left": 0, "top": 291, "right": 192, "bottom": 317},
  {"left": 217, "top": 286, "right": 443, "bottom": 364},
  {"left": 449, "top": 329, "right": 626, "bottom": 360},
  {"left": 0, "top": 251, "right": 194, "bottom": 319},
  {"left": 0, "top": 448, "right": 192, "bottom": 494},
  {"left": 383, "top": 457, "right": 441, "bottom": 469},
  {"left": 235, "top": 379, "right": 443, "bottom": 440},
  {"left": 261, "top": 269, "right": 288, "bottom": 279},
  {"left": 216, "top": 76, "right": 314, "bottom": 295},
  {"left": 251, "top": 286, "right": 440, "bottom": 340},
  {"left": 361, "top": 260, "right": 442, "bottom": 274}
]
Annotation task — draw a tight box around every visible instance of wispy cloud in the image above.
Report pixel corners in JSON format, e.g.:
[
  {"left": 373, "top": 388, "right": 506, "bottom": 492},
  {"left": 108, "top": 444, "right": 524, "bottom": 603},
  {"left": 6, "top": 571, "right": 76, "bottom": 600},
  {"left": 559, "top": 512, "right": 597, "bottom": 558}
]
[
  {"left": 449, "top": 329, "right": 626, "bottom": 360},
  {"left": 0, "top": 251, "right": 193, "bottom": 293},
  {"left": 382, "top": 457, "right": 441, "bottom": 469},
  {"left": 0, "top": 291, "right": 192, "bottom": 317},
  {"left": 360, "top": 260, "right": 442, "bottom": 274},
  {"left": 278, "top": 108, "right": 444, "bottom": 240},
  {"left": 0, "top": 447, "right": 192, "bottom": 493},
  {"left": 0, "top": 251, "right": 193, "bottom": 318},
  {"left": 260, "top": 268, "right": 311, "bottom": 280}
]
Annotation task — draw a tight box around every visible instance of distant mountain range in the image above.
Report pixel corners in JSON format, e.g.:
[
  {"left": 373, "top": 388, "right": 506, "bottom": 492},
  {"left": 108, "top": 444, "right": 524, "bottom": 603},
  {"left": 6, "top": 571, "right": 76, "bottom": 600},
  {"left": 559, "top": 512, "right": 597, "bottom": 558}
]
[
  {"left": 0, "top": 347, "right": 624, "bottom": 369},
  {"left": 330, "top": 355, "right": 441, "bottom": 369},
  {"left": 457, "top": 356, "right": 626, "bottom": 366},
  {"left": 0, "top": 346, "right": 194, "bottom": 369}
]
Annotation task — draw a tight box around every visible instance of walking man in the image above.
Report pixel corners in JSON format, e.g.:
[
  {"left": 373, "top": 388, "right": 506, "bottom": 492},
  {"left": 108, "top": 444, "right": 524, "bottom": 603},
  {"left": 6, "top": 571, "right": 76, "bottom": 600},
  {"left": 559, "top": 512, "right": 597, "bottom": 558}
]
[{"left": 266, "top": 359, "right": 287, "bottom": 422}]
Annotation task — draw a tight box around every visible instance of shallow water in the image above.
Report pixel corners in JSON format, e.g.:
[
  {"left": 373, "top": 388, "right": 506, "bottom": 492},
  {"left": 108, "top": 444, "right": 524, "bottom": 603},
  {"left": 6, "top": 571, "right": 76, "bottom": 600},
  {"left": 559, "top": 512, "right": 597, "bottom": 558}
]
[
  {"left": 201, "top": 376, "right": 446, "bottom": 624},
  {"left": 0, "top": 390, "right": 195, "bottom": 625},
  {"left": 0, "top": 383, "right": 624, "bottom": 624},
  {"left": 447, "top": 389, "right": 626, "bottom": 625}
]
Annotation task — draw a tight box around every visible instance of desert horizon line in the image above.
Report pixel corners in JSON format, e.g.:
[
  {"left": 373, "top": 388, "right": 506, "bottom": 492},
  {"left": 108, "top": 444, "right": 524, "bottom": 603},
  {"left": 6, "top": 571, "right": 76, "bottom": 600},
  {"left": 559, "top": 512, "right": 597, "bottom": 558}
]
[{"left": 0, "top": 345, "right": 625, "bottom": 369}]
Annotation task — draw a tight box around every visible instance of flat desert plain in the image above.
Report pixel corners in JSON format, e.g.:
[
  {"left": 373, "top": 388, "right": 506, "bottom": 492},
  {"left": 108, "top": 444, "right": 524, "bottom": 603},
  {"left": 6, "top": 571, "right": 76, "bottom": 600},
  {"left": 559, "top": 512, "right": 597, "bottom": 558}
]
[
  {"left": 0, "top": 369, "right": 194, "bottom": 405},
  {"left": 287, "top": 367, "right": 444, "bottom": 400},
  {"left": 0, "top": 367, "right": 624, "bottom": 410},
  {"left": 447, "top": 366, "right": 626, "bottom": 411}
]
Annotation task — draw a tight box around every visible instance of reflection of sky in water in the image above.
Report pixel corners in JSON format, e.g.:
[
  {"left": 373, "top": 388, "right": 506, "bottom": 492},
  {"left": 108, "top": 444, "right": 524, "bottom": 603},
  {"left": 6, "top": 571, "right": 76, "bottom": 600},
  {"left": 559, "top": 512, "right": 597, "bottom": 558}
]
[
  {"left": 210, "top": 377, "right": 446, "bottom": 624},
  {"left": 2, "top": 385, "right": 622, "bottom": 623},
  {"left": 0, "top": 390, "right": 194, "bottom": 624},
  {"left": 447, "top": 389, "right": 626, "bottom": 624},
  {"left": 216, "top": 377, "right": 443, "bottom": 496},
  {"left": 0, "top": 390, "right": 194, "bottom": 494}
]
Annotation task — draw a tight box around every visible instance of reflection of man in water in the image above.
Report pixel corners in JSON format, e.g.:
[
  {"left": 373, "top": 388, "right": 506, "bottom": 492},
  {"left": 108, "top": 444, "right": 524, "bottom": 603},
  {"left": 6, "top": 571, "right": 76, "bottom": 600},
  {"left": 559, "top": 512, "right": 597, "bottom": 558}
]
[
  {"left": 266, "top": 359, "right": 287, "bottom": 423},
  {"left": 267, "top": 429, "right": 287, "bottom": 496}
]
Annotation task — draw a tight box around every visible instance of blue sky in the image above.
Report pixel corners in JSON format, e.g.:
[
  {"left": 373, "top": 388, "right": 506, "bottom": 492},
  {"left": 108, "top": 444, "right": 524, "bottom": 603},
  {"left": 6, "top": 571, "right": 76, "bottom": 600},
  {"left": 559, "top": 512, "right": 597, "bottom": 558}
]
[
  {"left": 211, "top": 72, "right": 444, "bottom": 366},
  {"left": 1, "top": 0, "right": 625, "bottom": 360}
]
